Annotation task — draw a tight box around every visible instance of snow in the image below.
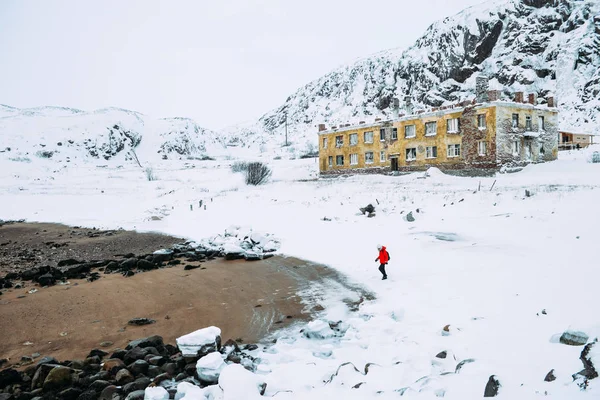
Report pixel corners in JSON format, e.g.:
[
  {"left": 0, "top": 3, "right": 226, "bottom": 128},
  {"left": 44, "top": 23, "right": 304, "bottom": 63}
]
[
  {"left": 144, "top": 386, "right": 169, "bottom": 400},
  {"left": 196, "top": 352, "right": 226, "bottom": 384},
  {"left": 2, "top": 149, "right": 600, "bottom": 398},
  {"left": 218, "top": 364, "right": 266, "bottom": 400},
  {"left": 303, "top": 320, "right": 335, "bottom": 340},
  {"left": 176, "top": 326, "right": 221, "bottom": 356}
]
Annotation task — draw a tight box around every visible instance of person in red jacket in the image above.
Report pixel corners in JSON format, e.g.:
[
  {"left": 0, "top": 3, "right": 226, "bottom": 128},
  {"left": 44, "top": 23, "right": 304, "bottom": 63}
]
[{"left": 375, "top": 244, "right": 390, "bottom": 280}]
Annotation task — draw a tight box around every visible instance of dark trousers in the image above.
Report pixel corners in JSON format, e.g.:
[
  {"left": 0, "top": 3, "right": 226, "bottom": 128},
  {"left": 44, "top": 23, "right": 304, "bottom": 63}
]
[{"left": 378, "top": 263, "right": 387, "bottom": 278}]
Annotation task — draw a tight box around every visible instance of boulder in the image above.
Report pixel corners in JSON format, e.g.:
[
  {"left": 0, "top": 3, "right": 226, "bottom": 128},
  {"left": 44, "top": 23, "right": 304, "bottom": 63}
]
[
  {"left": 43, "top": 366, "right": 72, "bottom": 391},
  {"left": 124, "top": 390, "right": 145, "bottom": 400},
  {"left": 123, "top": 377, "right": 151, "bottom": 395},
  {"left": 303, "top": 320, "right": 335, "bottom": 339},
  {"left": 116, "top": 369, "right": 134, "bottom": 385},
  {"left": 176, "top": 326, "right": 222, "bottom": 357},
  {"left": 110, "top": 349, "right": 127, "bottom": 360},
  {"left": 124, "top": 348, "right": 149, "bottom": 365},
  {"left": 88, "top": 349, "right": 109, "bottom": 359},
  {"left": 20, "top": 267, "right": 40, "bottom": 280},
  {"left": 102, "top": 358, "right": 126, "bottom": 373},
  {"left": 89, "top": 379, "right": 111, "bottom": 392},
  {"left": 58, "top": 387, "right": 83, "bottom": 399},
  {"left": 435, "top": 351, "right": 447, "bottom": 359},
  {"left": 120, "top": 258, "right": 139, "bottom": 270},
  {"left": 136, "top": 260, "right": 156, "bottom": 271},
  {"left": 484, "top": 375, "right": 500, "bottom": 397},
  {"left": 127, "top": 336, "right": 164, "bottom": 350},
  {"left": 36, "top": 356, "right": 59, "bottom": 367},
  {"left": 37, "top": 273, "right": 55, "bottom": 287},
  {"left": 147, "top": 356, "right": 166, "bottom": 367},
  {"left": 560, "top": 330, "right": 589, "bottom": 346},
  {"left": 99, "top": 385, "right": 119, "bottom": 400},
  {"left": 129, "top": 360, "right": 149, "bottom": 376},
  {"left": 57, "top": 259, "right": 83, "bottom": 267},
  {"left": 147, "top": 366, "right": 161, "bottom": 379},
  {"left": 0, "top": 368, "right": 21, "bottom": 389},
  {"left": 196, "top": 352, "right": 225, "bottom": 384}
]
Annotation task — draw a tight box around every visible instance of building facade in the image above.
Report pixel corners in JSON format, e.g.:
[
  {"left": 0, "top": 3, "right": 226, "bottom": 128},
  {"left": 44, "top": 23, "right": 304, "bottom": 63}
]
[
  {"left": 318, "top": 84, "right": 558, "bottom": 175},
  {"left": 558, "top": 131, "right": 595, "bottom": 150}
]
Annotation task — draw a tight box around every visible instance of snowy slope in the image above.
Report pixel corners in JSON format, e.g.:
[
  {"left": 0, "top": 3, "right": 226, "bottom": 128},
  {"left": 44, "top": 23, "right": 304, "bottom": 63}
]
[
  {"left": 0, "top": 106, "right": 226, "bottom": 164},
  {"left": 225, "top": 0, "right": 600, "bottom": 156}
]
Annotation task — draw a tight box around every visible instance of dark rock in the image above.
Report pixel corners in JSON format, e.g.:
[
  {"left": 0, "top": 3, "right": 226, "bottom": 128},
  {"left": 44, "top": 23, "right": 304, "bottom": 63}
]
[
  {"left": 57, "top": 259, "right": 83, "bottom": 267},
  {"left": 359, "top": 204, "right": 375, "bottom": 214},
  {"left": 89, "top": 379, "right": 111, "bottom": 392},
  {"left": 123, "top": 270, "right": 135, "bottom": 277},
  {"left": 124, "top": 390, "right": 145, "bottom": 400},
  {"left": 455, "top": 358, "right": 475, "bottom": 373},
  {"left": 43, "top": 366, "right": 72, "bottom": 391},
  {"left": 136, "top": 260, "right": 156, "bottom": 271},
  {"left": 0, "top": 394, "right": 13, "bottom": 400},
  {"left": 574, "top": 341, "right": 598, "bottom": 381},
  {"left": 0, "top": 368, "right": 22, "bottom": 389},
  {"left": 224, "top": 252, "right": 245, "bottom": 260},
  {"left": 109, "top": 349, "right": 127, "bottom": 360},
  {"left": 20, "top": 268, "right": 40, "bottom": 280},
  {"left": 87, "top": 349, "right": 108, "bottom": 359},
  {"left": 146, "top": 366, "right": 161, "bottom": 379},
  {"left": 101, "top": 358, "right": 125, "bottom": 374},
  {"left": 164, "top": 344, "right": 179, "bottom": 356},
  {"left": 144, "top": 347, "right": 161, "bottom": 357},
  {"left": 5, "top": 272, "right": 18, "bottom": 280},
  {"left": 128, "top": 360, "right": 149, "bottom": 376},
  {"left": 544, "top": 369, "right": 556, "bottom": 382},
  {"left": 244, "top": 344, "right": 259, "bottom": 351},
  {"left": 183, "top": 264, "right": 200, "bottom": 270},
  {"left": 69, "top": 360, "right": 85, "bottom": 370},
  {"left": 36, "top": 273, "right": 55, "bottom": 287},
  {"left": 58, "top": 387, "right": 83, "bottom": 400},
  {"left": 126, "top": 336, "right": 164, "bottom": 350},
  {"left": 119, "top": 258, "right": 138, "bottom": 270},
  {"left": 123, "top": 348, "right": 149, "bottom": 365},
  {"left": 122, "top": 377, "right": 150, "bottom": 395},
  {"left": 115, "top": 369, "right": 134, "bottom": 385},
  {"left": 0, "top": 358, "right": 7, "bottom": 368},
  {"left": 76, "top": 390, "right": 98, "bottom": 400},
  {"left": 104, "top": 262, "right": 120, "bottom": 272},
  {"left": 175, "top": 373, "right": 187, "bottom": 381},
  {"left": 36, "top": 357, "right": 59, "bottom": 367},
  {"left": 99, "top": 341, "right": 113, "bottom": 348},
  {"left": 161, "top": 363, "right": 176, "bottom": 376},
  {"left": 147, "top": 356, "right": 166, "bottom": 367},
  {"left": 151, "top": 253, "right": 172, "bottom": 264},
  {"left": 127, "top": 318, "right": 155, "bottom": 326},
  {"left": 435, "top": 351, "right": 447, "bottom": 359},
  {"left": 62, "top": 264, "right": 92, "bottom": 279},
  {"left": 84, "top": 356, "right": 102, "bottom": 368},
  {"left": 151, "top": 373, "right": 171, "bottom": 385},
  {"left": 98, "top": 385, "right": 118, "bottom": 400},
  {"left": 484, "top": 375, "right": 500, "bottom": 397},
  {"left": 406, "top": 211, "right": 415, "bottom": 222},
  {"left": 21, "top": 355, "right": 34, "bottom": 364},
  {"left": 560, "top": 330, "right": 589, "bottom": 346},
  {"left": 221, "top": 339, "right": 241, "bottom": 354},
  {"left": 167, "top": 260, "right": 181, "bottom": 266}
]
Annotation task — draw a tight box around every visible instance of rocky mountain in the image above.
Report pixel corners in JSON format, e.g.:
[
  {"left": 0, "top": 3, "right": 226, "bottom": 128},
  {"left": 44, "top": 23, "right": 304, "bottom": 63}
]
[
  {"left": 0, "top": 105, "right": 226, "bottom": 164},
  {"left": 229, "top": 0, "right": 600, "bottom": 156}
]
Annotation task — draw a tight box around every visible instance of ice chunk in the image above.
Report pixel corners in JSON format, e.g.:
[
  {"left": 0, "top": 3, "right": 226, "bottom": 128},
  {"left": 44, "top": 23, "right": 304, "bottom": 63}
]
[
  {"left": 303, "top": 320, "right": 335, "bottom": 339},
  {"left": 196, "top": 352, "right": 226, "bottom": 384},
  {"left": 153, "top": 249, "right": 173, "bottom": 255},
  {"left": 144, "top": 386, "right": 169, "bottom": 400},
  {"left": 174, "top": 382, "right": 204, "bottom": 400},
  {"left": 262, "top": 240, "right": 280, "bottom": 253},
  {"left": 219, "top": 364, "right": 266, "bottom": 400},
  {"left": 176, "top": 326, "right": 221, "bottom": 356}
]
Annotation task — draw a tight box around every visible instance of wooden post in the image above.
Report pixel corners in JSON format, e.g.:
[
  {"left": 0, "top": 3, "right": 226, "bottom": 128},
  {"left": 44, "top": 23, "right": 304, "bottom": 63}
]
[
  {"left": 490, "top": 180, "right": 496, "bottom": 191},
  {"left": 190, "top": 204, "right": 193, "bottom": 211}
]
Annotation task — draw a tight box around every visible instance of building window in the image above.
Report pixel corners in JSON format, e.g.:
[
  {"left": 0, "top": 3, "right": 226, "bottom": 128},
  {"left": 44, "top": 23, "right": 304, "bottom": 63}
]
[
  {"left": 322, "top": 137, "right": 328, "bottom": 149},
  {"left": 477, "top": 114, "right": 486, "bottom": 129},
  {"left": 405, "top": 124, "right": 416, "bottom": 138},
  {"left": 350, "top": 154, "right": 358, "bottom": 165},
  {"left": 335, "top": 135, "right": 343, "bottom": 147},
  {"left": 380, "top": 151, "right": 386, "bottom": 162},
  {"left": 538, "top": 116, "right": 545, "bottom": 131},
  {"left": 336, "top": 155, "right": 344, "bottom": 166},
  {"left": 478, "top": 141, "right": 487, "bottom": 156},
  {"left": 364, "top": 131, "right": 374, "bottom": 144},
  {"left": 447, "top": 144, "right": 461, "bottom": 158},
  {"left": 525, "top": 116, "right": 532, "bottom": 131},
  {"left": 406, "top": 148, "right": 417, "bottom": 161},
  {"left": 540, "top": 144, "right": 545, "bottom": 155},
  {"left": 365, "top": 152, "right": 374, "bottom": 164},
  {"left": 426, "top": 146, "right": 437, "bottom": 159},
  {"left": 512, "top": 113, "right": 519, "bottom": 128},
  {"left": 391, "top": 127, "right": 398, "bottom": 140},
  {"left": 447, "top": 118, "right": 459, "bottom": 134},
  {"left": 349, "top": 133, "right": 358, "bottom": 146},
  {"left": 425, "top": 122, "right": 437, "bottom": 136},
  {"left": 328, "top": 156, "right": 333, "bottom": 168},
  {"left": 379, "top": 128, "right": 386, "bottom": 141},
  {"left": 512, "top": 140, "right": 521, "bottom": 156}
]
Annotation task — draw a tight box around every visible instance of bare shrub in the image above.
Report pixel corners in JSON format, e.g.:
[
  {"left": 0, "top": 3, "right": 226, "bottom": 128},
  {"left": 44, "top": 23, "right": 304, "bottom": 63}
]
[
  {"left": 245, "top": 162, "right": 271, "bottom": 185},
  {"left": 145, "top": 166, "right": 157, "bottom": 181},
  {"left": 231, "top": 161, "right": 249, "bottom": 173}
]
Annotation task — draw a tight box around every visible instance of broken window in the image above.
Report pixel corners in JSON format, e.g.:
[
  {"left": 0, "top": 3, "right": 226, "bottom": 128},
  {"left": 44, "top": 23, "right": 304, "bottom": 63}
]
[
  {"left": 525, "top": 116, "right": 532, "bottom": 131},
  {"left": 350, "top": 154, "right": 358, "bottom": 165},
  {"left": 406, "top": 148, "right": 417, "bottom": 161},
  {"left": 380, "top": 151, "right": 386, "bottom": 162},
  {"left": 447, "top": 118, "right": 459, "bottom": 134},
  {"left": 477, "top": 114, "right": 486, "bottom": 129},
  {"left": 365, "top": 152, "right": 374, "bottom": 164},
  {"left": 328, "top": 156, "right": 333, "bottom": 168},
  {"left": 405, "top": 124, "right": 416, "bottom": 138},
  {"left": 391, "top": 127, "right": 398, "bottom": 140},
  {"left": 335, "top": 135, "right": 344, "bottom": 148},
  {"left": 349, "top": 133, "right": 358, "bottom": 146},
  {"left": 538, "top": 116, "right": 545, "bottom": 131},
  {"left": 364, "top": 131, "right": 374, "bottom": 144},
  {"left": 447, "top": 144, "right": 460, "bottom": 158},
  {"left": 336, "top": 155, "right": 344, "bottom": 166},
  {"left": 512, "top": 140, "right": 521, "bottom": 156},
  {"left": 322, "top": 137, "right": 328, "bottom": 149},
  {"left": 478, "top": 141, "right": 487, "bottom": 156},
  {"left": 540, "top": 144, "right": 545, "bottom": 155},
  {"left": 425, "top": 121, "right": 437, "bottom": 136},
  {"left": 379, "top": 128, "right": 386, "bottom": 141},
  {"left": 512, "top": 113, "right": 519, "bottom": 128},
  {"left": 426, "top": 146, "right": 437, "bottom": 158}
]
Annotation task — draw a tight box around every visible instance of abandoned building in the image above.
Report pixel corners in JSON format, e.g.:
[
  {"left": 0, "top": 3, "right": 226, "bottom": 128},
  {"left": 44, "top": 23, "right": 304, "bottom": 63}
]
[
  {"left": 558, "top": 131, "right": 595, "bottom": 150},
  {"left": 317, "top": 77, "right": 558, "bottom": 175}
]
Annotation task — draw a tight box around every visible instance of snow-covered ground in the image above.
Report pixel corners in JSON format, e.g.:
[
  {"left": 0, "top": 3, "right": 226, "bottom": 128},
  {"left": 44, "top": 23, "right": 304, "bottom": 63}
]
[{"left": 2, "top": 148, "right": 600, "bottom": 398}]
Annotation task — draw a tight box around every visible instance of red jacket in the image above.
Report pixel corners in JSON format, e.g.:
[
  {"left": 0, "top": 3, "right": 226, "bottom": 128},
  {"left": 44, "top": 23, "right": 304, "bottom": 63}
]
[{"left": 377, "top": 246, "right": 389, "bottom": 264}]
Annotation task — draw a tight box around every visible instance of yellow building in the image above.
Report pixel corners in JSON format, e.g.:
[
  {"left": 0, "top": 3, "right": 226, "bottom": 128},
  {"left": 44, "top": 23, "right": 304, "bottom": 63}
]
[{"left": 318, "top": 85, "right": 558, "bottom": 175}]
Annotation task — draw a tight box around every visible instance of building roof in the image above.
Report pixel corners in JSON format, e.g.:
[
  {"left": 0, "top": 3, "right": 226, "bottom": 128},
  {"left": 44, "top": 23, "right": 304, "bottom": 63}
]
[{"left": 558, "top": 131, "right": 595, "bottom": 136}]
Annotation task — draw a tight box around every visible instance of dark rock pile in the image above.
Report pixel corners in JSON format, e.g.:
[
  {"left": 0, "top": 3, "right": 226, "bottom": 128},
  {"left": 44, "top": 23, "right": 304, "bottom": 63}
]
[{"left": 0, "top": 334, "right": 262, "bottom": 400}]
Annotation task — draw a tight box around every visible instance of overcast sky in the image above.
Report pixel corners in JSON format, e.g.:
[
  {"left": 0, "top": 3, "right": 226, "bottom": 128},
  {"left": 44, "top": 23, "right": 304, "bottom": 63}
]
[{"left": 0, "top": 0, "right": 484, "bottom": 130}]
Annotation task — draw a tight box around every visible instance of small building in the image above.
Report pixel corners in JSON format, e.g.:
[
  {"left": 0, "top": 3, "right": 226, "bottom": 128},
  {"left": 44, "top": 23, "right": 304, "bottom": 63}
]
[
  {"left": 558, "top": 131, "right": 595, "bottom": 150},
  {"left": 317, "top": 78, "right": 558, "bottom": 175}
]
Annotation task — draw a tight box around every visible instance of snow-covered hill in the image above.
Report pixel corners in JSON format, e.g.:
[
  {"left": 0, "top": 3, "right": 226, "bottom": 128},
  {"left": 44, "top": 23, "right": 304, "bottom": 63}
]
[
  {"left": 226, "top": 0, "right": 600, "bottom": 156},
  {"left": 0, "top": 105, "right": 226, "bottom": 164}
]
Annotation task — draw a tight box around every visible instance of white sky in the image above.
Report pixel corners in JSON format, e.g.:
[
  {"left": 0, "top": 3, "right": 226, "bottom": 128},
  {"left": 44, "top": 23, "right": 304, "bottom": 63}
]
[{"left": 0, "top": 0, "right": 484, "bottom": 130}]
